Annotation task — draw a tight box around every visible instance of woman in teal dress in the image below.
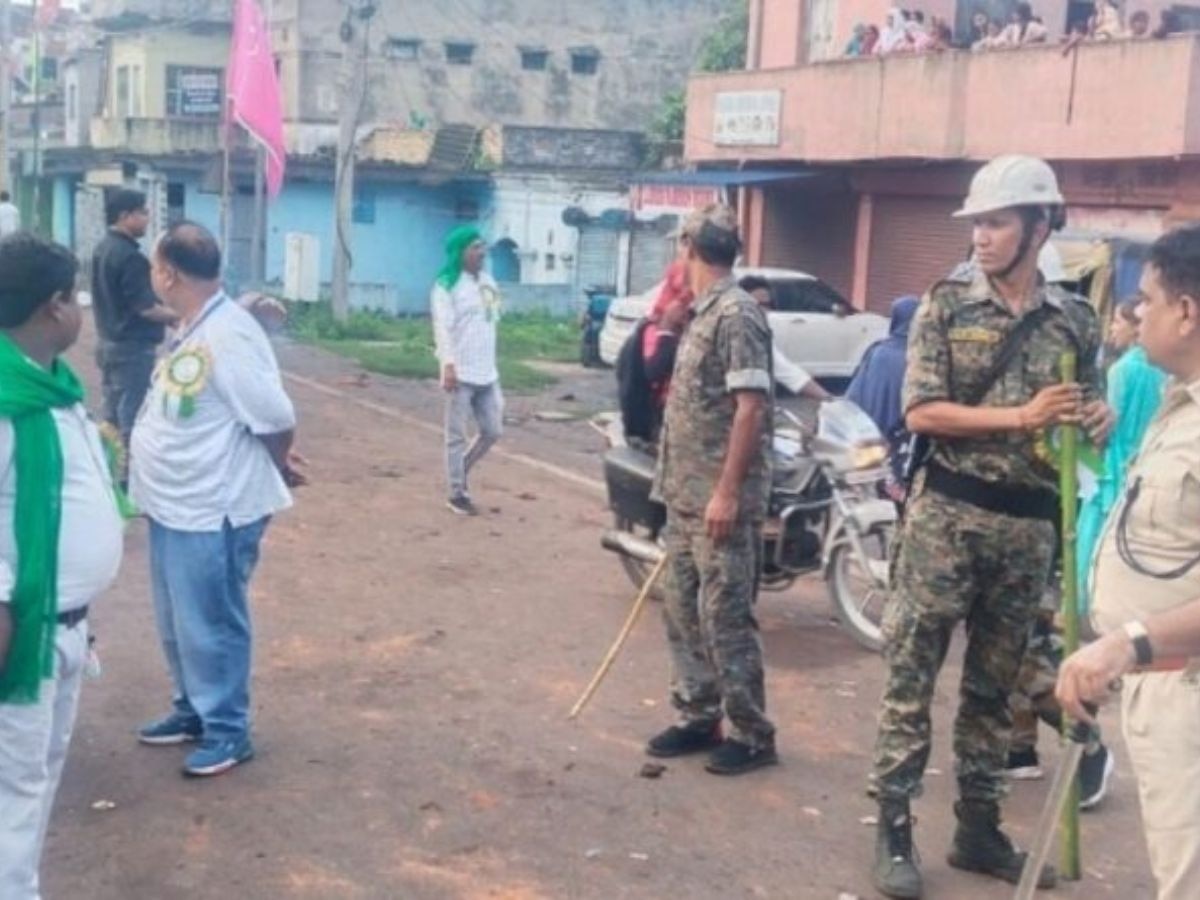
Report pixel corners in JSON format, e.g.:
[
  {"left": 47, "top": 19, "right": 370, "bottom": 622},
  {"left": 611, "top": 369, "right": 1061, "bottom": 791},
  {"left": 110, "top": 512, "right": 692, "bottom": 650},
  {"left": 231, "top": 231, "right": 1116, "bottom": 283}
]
[{"left": 1077, "top": 297, "right": 1167, "bottom": 614}]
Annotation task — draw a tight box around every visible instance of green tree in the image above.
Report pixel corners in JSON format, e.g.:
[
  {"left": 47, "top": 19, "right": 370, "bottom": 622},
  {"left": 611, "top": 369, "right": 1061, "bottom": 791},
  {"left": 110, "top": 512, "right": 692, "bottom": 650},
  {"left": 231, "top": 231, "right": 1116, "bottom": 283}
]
[{"left": 647, "top": 0, "right": 748, "bottom": 163}]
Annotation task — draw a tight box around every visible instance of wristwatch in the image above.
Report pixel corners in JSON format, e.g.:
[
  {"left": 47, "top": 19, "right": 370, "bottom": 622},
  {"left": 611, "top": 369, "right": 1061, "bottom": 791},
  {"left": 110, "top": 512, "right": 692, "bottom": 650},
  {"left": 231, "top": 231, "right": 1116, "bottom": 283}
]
[{"left": 1122, "top": 620, "right": 1154, "bottom": 667}]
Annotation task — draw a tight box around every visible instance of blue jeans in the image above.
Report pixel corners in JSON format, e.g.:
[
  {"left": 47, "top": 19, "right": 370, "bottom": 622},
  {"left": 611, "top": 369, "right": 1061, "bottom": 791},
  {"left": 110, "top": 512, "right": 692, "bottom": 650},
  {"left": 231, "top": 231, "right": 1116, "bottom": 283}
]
[{"left": 148, "top": 517, "right": 269, "bottom": 742}]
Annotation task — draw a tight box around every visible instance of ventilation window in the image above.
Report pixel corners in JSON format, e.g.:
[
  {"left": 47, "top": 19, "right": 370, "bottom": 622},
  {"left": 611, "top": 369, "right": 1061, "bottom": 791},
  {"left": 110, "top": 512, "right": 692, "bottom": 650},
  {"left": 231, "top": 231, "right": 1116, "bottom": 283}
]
[
  {"left": 384, "top": 38, "right": 421, "bottom": 62},
  {"left": 570, "top": 48, "right": 599, "bottom": 75},
  {"left": 445, "top": 42, "right": 476, "bottom": 66},
  {"left": 521, "top": 48, "right": 549, "bottom": 71}
]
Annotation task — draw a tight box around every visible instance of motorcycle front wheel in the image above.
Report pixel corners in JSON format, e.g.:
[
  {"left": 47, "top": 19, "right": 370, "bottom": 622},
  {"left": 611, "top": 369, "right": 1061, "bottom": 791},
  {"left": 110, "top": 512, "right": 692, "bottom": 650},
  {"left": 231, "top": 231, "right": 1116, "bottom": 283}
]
[
  {"left": 613, "top": 513, "right": 666, "bottom": 601},
  {"left": 826, "top": 523, "right": 892, "bottom": 653}
]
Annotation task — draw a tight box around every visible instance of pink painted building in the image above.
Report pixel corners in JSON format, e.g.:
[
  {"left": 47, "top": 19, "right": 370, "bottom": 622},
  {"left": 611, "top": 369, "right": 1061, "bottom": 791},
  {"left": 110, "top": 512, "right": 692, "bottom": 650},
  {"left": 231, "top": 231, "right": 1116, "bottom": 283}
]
[{"left": 687, "top": 1, "right": 1200, "bottom": 312}]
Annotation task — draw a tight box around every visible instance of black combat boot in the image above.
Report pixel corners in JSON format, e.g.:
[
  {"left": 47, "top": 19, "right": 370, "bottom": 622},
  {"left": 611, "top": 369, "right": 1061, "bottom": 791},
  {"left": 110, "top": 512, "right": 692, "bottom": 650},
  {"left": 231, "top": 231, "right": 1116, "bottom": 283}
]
[
  {"left": 873, "top": 798, "right": 922, "bottom": 899},
  {"left": 947, "top": 799, "right": 1057, "bottom": 888},
  {"left": 645, "top": 721, "right": 723, "bottom": 758}
]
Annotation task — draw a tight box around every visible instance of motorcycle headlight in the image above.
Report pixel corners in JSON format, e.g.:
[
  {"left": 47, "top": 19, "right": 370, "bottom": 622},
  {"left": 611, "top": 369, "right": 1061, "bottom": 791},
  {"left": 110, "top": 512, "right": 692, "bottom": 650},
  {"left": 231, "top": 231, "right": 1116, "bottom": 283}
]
[{"left": 851, "top": 443, "right": 889, "bottom": 471}]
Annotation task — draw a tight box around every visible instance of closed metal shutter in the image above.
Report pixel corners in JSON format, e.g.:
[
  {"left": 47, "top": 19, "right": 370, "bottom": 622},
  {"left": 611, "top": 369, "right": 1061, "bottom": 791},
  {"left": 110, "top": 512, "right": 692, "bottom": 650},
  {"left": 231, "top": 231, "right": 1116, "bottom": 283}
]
[
  {"left": 759, "top": 187, "right": 856, "bottom": 300},
  {"left": 629, "top": 223, "right": 674, "bottom": 294},
  {"left": 575, "top": 225, "right": 619, "bottom": 292},
  {"left": 866, "top": 195, "right": 971, "bottom": 314}
]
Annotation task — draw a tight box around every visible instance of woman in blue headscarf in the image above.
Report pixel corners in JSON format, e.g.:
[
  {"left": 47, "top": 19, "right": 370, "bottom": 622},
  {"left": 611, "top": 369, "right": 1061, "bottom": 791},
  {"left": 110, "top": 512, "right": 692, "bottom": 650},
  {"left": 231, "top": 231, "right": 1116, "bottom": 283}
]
[
  {"left": 1076, "top": 296, "right": 1167, "bottom": 615},
  {"left": 846, "top": 295, "right": 920, "bottom": 497}
]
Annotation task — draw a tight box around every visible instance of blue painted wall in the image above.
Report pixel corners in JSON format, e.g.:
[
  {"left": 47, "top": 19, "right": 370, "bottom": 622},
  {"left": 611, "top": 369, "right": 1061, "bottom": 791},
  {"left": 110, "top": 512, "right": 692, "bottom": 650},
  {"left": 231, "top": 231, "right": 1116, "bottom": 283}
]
[
  {"left": 175, "top": 177, "right": 594, "bottom": 316},
  {"left": 264, "top": 180, "right": 492, "bottom": 314}
]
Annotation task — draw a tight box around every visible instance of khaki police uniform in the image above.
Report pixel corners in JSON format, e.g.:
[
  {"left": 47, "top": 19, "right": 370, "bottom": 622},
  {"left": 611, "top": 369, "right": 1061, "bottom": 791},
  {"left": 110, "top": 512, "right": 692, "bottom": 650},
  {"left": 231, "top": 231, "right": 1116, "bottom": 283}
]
[{"left": 1092, "top": 379, "right": 1200, "bottom": 900}]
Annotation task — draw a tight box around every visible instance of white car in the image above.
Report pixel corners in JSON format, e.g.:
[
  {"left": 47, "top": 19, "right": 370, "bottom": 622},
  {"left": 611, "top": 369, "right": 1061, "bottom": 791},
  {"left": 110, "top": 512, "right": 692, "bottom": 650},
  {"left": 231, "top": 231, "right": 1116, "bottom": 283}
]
[{"left": 598, "top": 267, "right": 889, "bottom": 382}]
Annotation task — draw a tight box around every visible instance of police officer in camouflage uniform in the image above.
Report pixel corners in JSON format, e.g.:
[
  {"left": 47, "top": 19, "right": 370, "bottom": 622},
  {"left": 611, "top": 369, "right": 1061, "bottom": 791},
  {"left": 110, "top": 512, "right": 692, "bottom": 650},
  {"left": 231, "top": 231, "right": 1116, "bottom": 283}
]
[
  {"left": 870, "top": 156, "right": 1115, "bottom": 898},
  {"left": 646, "top": 204, "right": 778, "bottom": 776}
]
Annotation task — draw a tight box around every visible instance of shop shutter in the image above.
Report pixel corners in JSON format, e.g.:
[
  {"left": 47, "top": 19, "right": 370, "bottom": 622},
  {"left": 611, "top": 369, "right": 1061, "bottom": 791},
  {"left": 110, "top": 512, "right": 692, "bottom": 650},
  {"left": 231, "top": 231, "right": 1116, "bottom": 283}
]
[
  {"left": 866, "top": 195, "right": 971, "bottom": 315},
  {"left": 575, "top": 225, "right": 619, "bottom": 292},
  {"left": 629, "top": 223, "right": 674, "bottom": 294},
  {"left": 759, "top": 187, "right": 856, "bottom": 300}
]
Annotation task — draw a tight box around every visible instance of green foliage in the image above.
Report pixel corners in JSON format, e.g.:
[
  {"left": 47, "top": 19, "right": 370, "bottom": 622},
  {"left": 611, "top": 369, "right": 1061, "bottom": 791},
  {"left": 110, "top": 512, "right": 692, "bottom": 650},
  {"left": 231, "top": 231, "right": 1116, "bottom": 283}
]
[
  {"left": 646, "top": 0, "right": 748, "bottom": 162},
  {"left": 288, "top": 303, "right": 579, "bottom": 394},
  {"left": 697, "top": 0, "right": 749, "bottom": 73}
]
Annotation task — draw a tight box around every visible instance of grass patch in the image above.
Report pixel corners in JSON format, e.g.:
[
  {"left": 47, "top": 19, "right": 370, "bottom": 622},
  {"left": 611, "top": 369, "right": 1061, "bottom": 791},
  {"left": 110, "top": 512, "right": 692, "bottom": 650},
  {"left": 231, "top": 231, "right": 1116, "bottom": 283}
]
[{"left": 288, "top": 303, "right": 579, "bottom": 393}]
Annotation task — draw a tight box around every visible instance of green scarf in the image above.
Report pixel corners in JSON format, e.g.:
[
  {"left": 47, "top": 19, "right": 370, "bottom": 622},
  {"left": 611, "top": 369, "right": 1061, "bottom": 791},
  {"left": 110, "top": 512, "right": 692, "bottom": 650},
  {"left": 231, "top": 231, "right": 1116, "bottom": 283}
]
[
  {"left": 435, "top": 225, "right": 483, "bottom": 290},
  {"left": 0, "top": 333, "right": 83, "bottom": 704}
]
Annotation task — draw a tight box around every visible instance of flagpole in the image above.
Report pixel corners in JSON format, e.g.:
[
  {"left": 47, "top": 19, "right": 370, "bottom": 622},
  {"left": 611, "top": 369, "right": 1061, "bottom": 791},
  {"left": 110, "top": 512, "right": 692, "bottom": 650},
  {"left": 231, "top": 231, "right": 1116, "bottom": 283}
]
[
  {"left": 250, "top": 0, "right": 271, "bottom": 286},
  {"left": 220, "top": 115, "right": 232, "bottom": 277}
]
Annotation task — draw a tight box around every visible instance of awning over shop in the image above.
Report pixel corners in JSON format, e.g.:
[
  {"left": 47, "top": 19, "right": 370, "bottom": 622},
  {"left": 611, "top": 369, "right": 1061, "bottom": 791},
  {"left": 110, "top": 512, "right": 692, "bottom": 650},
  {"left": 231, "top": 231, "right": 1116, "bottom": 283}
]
[{"left": 632, "top": 168, "right": 818, "bottom": 187}]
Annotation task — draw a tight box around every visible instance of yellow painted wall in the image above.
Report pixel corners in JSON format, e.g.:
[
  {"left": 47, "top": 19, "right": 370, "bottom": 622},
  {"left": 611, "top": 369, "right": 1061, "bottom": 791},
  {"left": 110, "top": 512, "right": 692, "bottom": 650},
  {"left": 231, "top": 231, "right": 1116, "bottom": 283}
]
[{"left": 107, "top": 31, "right": 230, "bottom": 119}]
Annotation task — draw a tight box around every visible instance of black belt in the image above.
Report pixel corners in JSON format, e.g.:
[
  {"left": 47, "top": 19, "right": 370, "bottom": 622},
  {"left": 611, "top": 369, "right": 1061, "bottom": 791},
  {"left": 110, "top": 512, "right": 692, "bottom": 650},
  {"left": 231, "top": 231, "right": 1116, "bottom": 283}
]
[
  {"left": 924, "top": 461, "right": 1059, "bottom": 523},
  {"left": 56, "top": 606, "right": 88, "bottom": 628}
]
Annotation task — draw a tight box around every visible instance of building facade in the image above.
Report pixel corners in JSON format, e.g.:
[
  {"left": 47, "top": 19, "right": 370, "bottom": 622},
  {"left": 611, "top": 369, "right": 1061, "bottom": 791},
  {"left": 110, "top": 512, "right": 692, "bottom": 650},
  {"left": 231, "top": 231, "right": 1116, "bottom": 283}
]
[
  {"left": 38, "top": 0, "right": 734, "bottom": 313},
  {"left": 685, "top": 3, "right": 1200, "bottom": 313}
]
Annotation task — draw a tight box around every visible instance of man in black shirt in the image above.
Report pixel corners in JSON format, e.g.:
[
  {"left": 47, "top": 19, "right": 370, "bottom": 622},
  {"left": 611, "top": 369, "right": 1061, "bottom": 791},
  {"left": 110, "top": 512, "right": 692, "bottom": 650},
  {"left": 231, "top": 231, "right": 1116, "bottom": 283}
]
[{"left": 91, "top": 189, "right": 178, "bottom": 452}]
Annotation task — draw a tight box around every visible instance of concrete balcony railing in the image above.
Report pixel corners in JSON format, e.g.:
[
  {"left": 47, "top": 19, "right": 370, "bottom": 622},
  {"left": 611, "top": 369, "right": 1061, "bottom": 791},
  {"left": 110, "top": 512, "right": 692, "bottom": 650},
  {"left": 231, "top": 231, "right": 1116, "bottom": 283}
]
[
  {"left": 89, "top": 117, "right": 223, "bottom": 155},
  {"left": 685, "top": 33, "right": 1200, "bottom": 164}
]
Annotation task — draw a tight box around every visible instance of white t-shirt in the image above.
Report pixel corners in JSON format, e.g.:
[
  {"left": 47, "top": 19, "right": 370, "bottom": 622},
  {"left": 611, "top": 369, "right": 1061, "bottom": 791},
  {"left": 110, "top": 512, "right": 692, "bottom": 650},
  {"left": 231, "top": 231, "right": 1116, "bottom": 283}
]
[
  {"left": 431, "top": 272, "right": 501, "bottom": 386},
  {"left": 0, "top": 404, "right": 124, "bottom": 613},
  {"left": 0, "top": 202, "right": 20, "bottom": 236},
  {"left": 130, "top": 292, "right": 297, "bottom": 532}
]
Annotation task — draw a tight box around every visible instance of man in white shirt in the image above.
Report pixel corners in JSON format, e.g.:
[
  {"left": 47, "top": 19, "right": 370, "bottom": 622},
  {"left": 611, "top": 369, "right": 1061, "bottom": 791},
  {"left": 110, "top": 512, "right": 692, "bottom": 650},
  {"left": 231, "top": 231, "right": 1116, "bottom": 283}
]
[
  {"left": 0, "top": 233, "right": 124, "bottom": 900},
  {"left": 431, "top": 225, "right": 503, "bottom": 516},
  {"left": 130, "top": 221, "right": 299, "bottom": 777},
  {"left": 0, "top": 191, "right": 21, "bottom": 237}
]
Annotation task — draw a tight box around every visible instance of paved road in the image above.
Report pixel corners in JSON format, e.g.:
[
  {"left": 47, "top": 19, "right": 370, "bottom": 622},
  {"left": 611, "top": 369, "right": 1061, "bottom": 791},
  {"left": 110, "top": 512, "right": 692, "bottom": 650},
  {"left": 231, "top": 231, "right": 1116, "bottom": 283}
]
[{"left": 42, "top": 328, "right": 1155, "bottom": 899}]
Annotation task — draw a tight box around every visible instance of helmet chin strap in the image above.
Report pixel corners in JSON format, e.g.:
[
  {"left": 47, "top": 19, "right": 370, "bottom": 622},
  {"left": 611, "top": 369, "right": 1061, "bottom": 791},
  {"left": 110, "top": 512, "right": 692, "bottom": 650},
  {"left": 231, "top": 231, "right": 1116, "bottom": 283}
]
[{"left": 993, "top": 209, "right": 1048, "bottom": 282}]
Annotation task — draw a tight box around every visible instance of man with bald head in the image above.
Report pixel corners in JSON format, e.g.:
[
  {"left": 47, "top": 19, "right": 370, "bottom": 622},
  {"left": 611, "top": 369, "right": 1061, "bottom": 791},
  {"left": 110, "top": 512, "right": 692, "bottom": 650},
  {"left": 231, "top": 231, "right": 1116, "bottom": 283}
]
[{"left": 130, "top": 221, "right": 301, "bottom": 777}]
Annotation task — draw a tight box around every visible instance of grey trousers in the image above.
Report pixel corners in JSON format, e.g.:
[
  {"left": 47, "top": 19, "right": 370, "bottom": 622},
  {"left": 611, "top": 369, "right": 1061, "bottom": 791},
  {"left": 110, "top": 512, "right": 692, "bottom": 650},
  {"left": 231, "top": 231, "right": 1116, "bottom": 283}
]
[
  {"left": 95, "top": 340, "right": 157, "bottom": 447},
  {"left": 0, "top": 621, "right": 88, "bottom": 900},
  {"left": 445, "top": 381, "right": 503, "bottom": 499}
]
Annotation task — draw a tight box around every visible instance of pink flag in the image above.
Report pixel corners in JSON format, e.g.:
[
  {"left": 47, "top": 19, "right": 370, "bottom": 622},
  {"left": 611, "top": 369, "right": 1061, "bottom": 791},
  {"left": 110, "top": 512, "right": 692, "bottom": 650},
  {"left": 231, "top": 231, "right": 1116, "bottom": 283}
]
[{"left": 227, "top": 0, "right": 286, "bottom": 197}]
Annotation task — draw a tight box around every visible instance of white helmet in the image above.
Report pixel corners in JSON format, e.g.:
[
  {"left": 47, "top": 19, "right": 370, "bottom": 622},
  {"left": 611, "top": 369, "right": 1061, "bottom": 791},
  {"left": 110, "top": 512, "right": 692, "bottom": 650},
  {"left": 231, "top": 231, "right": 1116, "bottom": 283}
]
[{"left": 954, "top": 155, "right": 1065, "bottom": 219}]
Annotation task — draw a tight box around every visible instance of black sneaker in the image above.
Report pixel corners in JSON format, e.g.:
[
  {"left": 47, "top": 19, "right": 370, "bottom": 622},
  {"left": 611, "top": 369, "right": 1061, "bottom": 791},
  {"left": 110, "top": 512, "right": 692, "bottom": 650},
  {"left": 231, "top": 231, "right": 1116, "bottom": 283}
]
[
  {"left": 645, "top": 722, "right": 723, "bottom": 758},
  {"left": 1004, "top": 747, "right": 1044, "bottom": 781},
  {"left": 446, "top": 495, "right": 479, "bottom": 516},
  {"left": 704, "top": 738, "right": 778, "bottom": 775},
  {"left": 1079, "top": 743, "right": 1114, "bottom": 811}
]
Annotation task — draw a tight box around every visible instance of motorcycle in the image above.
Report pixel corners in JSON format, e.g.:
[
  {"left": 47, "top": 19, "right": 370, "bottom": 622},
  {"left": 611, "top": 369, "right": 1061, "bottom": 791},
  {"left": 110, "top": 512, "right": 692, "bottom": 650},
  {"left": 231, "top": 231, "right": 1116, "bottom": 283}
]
[
  {"left": 579, "top": 285, "right": 614, "bottom": 368},
  {"left": 600, "top": 399, "right": 896, "bottom": 651}
]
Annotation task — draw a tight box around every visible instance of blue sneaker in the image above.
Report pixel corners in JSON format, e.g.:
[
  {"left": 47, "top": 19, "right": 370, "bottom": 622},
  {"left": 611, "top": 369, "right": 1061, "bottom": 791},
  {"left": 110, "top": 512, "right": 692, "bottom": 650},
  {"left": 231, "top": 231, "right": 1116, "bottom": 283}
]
[
  {"left": 183, "top": 736, "right": 255, "bottom": 777},
  {"left": 138, "top": 712, "right": 202, "bottom": 746}
]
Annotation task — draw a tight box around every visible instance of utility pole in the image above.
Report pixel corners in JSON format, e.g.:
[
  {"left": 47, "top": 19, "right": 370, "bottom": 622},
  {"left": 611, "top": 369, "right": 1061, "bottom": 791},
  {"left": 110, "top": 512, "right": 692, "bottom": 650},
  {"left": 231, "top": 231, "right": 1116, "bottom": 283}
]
[
  {"left": 0, "top": 0, "right": 11, "bottom": 194},
  {"left": 331, "top": 0, "right": 373, "bottom": 322}
]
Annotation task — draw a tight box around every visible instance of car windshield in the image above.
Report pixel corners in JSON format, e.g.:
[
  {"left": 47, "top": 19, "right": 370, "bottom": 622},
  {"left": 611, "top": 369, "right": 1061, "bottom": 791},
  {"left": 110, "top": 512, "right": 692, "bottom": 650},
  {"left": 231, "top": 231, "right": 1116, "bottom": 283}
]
[{"left": 767, "top": 278, "right": 848, "bottom": 315}]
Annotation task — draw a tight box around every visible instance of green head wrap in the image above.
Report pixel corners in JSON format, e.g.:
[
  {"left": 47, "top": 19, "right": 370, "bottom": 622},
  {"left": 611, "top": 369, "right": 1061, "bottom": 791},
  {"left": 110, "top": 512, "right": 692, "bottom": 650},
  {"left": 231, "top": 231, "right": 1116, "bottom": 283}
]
[{"left": 436, "top": 225, "right": 484, "bottom": 290}]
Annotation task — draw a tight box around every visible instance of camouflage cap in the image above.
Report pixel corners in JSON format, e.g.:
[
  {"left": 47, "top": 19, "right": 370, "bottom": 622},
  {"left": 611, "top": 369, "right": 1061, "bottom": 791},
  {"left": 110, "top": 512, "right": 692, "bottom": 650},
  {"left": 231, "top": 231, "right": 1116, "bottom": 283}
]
[
  {"left": 679, "top": 203, "right": 740, "bottom": 241},
  {"left": 678, "top": 203, "right": 742, "bottom": 259}
]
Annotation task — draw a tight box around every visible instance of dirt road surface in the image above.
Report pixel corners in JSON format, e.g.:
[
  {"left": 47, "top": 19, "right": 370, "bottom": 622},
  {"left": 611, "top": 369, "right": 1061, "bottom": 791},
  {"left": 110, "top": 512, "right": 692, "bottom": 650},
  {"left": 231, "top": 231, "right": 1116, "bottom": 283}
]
[{"left": 43, "top": 328, "right": 1155, "bottom": 899}]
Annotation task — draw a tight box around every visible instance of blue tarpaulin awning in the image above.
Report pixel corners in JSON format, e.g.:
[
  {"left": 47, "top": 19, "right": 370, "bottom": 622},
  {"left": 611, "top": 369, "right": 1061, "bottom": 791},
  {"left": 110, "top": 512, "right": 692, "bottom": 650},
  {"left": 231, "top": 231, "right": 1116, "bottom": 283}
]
[{"left": 632, "top": 168, "right": 817, "bottom": 188}]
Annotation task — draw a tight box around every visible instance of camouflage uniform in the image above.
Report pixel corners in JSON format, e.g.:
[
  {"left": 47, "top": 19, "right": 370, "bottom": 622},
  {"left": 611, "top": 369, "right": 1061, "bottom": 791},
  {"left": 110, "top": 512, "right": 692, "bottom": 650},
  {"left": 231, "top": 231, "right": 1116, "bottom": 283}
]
[
  {"left": 1010, "top": 610, "right": 1063, "bottom": 752},
  {"left": 652, "top": 274, "right": 775, "bottom": 750},
  {"left": 873, "top": 267, "right": 1100, "bottom": 803}
]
